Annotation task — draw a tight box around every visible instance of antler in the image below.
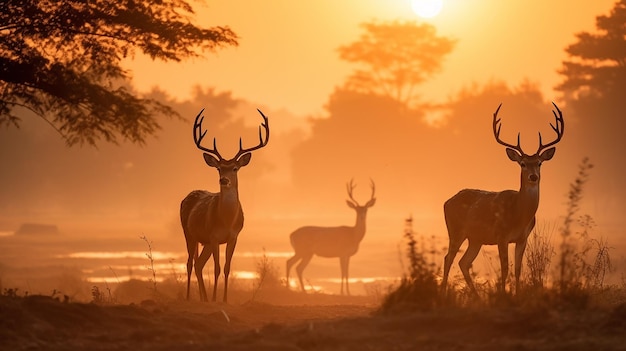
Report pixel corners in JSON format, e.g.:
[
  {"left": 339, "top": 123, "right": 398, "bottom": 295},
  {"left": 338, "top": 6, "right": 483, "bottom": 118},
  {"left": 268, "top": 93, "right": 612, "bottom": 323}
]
[
  {"left": 193, "top": 108, "right": 223, "bottom": 160},
  {"left": 368, "top": 178, "right": 376, "bottom": 202},
  {"left": 233, "top": 109, "right": 270, "bottom": 160},
  {"left": 193, "top": 108, "right": 270, "bottom": 160},
  {"left": 346, "top": 178, "right": 376, "bottom": 206},
  {"left": 492, "top": 103, "right": 526, "bottom": 155},
  {"left": 346, "top": 178, "right": 358, "bottom": 206},
  {"left": 535, "top": 102, "right": 565, "bottom": 155}
]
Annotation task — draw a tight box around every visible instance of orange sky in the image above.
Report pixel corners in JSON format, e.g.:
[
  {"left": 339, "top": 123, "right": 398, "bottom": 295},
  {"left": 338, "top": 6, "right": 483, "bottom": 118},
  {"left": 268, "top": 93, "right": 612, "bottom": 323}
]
[{"left": 125, "top": 0, "right": 616, "bottom": 116}]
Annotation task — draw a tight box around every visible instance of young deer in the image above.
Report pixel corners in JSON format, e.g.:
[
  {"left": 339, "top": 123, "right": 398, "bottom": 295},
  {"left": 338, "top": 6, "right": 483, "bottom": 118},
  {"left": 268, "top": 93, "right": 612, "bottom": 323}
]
[
  {"left": 286, "top": 180, "right": 376, "bottom": 295},
  {"left": 180, "top": 108, "right": 269, "bottom": 302},
  {"left": 442, "top": 103, "right": 564, "bottom": 295}
]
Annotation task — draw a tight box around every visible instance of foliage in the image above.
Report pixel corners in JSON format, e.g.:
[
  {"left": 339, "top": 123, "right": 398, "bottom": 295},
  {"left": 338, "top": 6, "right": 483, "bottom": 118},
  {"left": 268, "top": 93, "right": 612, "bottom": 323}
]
[
  {"left": 0, "top": 0, "right": 238, "bottom": 146},
  {"left": 381, "top": 216, "right": 439, "bottom": 311},
  {"left": 337, "top": 20, "right": 456, "bottom": 107},
  {"left": 555, "top": 1, "right": 626, "bottom": 211},
  {"left": 556, "top": 157, "right": 613, "bottom": 306},
  {"left": 556, "top": 0, "right": 626, "bottom": 104}
]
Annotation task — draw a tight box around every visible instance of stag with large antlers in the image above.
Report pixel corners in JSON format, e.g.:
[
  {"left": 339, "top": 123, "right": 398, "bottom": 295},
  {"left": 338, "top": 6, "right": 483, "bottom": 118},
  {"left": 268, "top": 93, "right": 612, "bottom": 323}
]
[
  {"left": 442, "top": 102, "right": 564, "bottom": 296},
  {"left": 286, "top": 180, "right": 376, "bottom": 295},
  {"left": 180, "top": 108, "right": 269, "bottom": 302}
]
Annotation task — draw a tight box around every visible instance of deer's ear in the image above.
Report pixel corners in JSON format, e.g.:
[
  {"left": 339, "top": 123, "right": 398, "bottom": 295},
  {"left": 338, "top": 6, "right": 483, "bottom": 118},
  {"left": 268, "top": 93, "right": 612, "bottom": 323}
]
[
  {"left": 346, "top": 200, "right": 357, "bottom": 209},
  {"left": 506, "top": 148, "right": 522, "bottom": 162},
  {"left": 365, "top": 198, "right": 376, "bottom": 208},
  {"left": 203, "top": 153, "right": 220, "bottom": 168},
  {"left": 539, "top": 147, "right": 556, "bottom": 161},
  {"left": 237, "top": 153, "right": 252, "bottom": 167}
]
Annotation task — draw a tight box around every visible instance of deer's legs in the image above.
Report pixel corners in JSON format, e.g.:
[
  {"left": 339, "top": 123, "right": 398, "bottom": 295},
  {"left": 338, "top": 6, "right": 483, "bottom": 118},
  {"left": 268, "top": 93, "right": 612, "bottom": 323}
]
[
  {"left": 339, "top": 256, "right": 350, "bottom": 295},
  {"left": 211, "top": 245, "right": 221, "bottom": 302},
  {"left": 223, "top": 239, "right": 237, "bottom": 303},
  {"left": 195, "top": 246, "right": 212, "bottom": 302},
  {"left": 514, "top": 240, "right": 527, "bottom": 294},
  {"left": 497, "top": 242, "right": 510, "bottom": 293},
  {"left": 459, "top": 240, "right": 481, "bottom": 295},
  {"left": 185, "top": 241, "right": 197, "bottom": 300},
  {"left": 442, "top": 236, "right": 465, "bottom": 293},
  {"left": 286, "top": 254, "right": 301, "bottom": 290},
  {"left": 295, "top": 254, "right": 313, "bottom": 292}
]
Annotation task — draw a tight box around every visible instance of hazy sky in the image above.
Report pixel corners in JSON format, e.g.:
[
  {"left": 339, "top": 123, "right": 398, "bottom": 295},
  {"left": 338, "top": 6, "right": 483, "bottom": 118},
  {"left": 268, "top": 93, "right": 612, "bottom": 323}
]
[{"left": 124, "top": 0, "right": 616, "bottom": 116}]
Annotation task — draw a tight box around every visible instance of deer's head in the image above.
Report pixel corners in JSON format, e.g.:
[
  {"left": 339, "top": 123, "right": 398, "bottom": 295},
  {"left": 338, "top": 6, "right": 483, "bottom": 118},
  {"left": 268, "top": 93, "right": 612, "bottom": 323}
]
[
  {"left": 346, "top": 179, "right": 376, "bottom": 216},
  {"left": 493, "top": 102, "right": 564, "bottom": 187},
  {"left": 193, "top": 108, "right": 270, "bottom": 189}
]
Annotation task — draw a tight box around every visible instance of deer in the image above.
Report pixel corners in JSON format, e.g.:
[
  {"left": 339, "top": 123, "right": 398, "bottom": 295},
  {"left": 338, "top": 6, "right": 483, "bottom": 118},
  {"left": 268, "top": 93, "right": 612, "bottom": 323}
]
[
  {"left": 180, "top": 108, "right": 269, "bottom": 303},
  {"left": 442, "top": 102, "right": 564, "bottom": 296},
  {"left": 286, "top": 179, "right": 376, "bottom": 295}
]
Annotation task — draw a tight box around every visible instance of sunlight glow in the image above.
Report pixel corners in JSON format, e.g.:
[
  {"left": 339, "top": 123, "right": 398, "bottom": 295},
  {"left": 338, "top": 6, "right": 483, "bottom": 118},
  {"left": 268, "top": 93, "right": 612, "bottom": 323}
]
[
  {"left": 411, "top": 0, "right": 443, "bottom": 18},
  {"left": 62, "top": 251, "right": 179, "bottom": 260}
]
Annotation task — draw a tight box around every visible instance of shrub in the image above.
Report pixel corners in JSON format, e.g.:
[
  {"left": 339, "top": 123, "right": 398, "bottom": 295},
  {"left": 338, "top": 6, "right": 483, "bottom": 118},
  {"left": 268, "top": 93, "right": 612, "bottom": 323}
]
[{"left": 380, "top": 216, "right": 439, "bottom": 311}]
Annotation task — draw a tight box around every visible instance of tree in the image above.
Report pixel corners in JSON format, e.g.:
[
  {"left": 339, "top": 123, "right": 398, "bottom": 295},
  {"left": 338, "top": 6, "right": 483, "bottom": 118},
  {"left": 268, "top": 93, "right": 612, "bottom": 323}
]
[
  {"left": 337, "top": 20, "right": 456, "bottom": 107},
  {"left": 556, "top": 0, "right": 626, "bottom": 119},
  {"left": 555, "top": 0, "right": 626, "bottom": 217},
  {"left": 0, "top": 0, "right": 238, "bottom": 146}
]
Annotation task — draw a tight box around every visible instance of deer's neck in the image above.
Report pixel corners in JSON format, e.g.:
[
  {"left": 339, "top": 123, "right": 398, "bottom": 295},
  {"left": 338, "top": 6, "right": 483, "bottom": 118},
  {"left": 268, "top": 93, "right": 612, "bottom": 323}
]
[
  {"left": 353, "top": 214, "right": 368, "bottom": 242},
  {"left": 217, "top": 186, "right": 241, "bottom": 223},
  {"left": 516, "top": 180, "right": 540, "bottom": 220}
]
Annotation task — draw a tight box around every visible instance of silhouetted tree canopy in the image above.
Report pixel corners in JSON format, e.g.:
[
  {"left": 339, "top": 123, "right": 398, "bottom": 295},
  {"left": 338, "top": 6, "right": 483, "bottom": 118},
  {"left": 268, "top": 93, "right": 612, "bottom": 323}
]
[
  {"left": 0, "top": 0, "right": 238, "bottom": 146},
  {"left": 291, "top": 88, "right": 439, "bottom": 208},
  {"left": 557, "top": 0, "right": 626, "bottom": 121},
  {"left": 556, "top": 0, "right": 626, "bottom": 209},
  {"left": 337, "top": 20, "right": 456, "bottom": 107},
  {"left": 0, "top": 86, "right": 274, "bottom": 213}
]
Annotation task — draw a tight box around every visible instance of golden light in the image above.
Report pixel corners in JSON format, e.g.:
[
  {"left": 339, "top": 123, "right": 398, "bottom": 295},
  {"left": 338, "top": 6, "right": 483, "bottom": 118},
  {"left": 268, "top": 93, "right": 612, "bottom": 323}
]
[{"left": 411, "top": 0, "right": 444, "bottom": 18}]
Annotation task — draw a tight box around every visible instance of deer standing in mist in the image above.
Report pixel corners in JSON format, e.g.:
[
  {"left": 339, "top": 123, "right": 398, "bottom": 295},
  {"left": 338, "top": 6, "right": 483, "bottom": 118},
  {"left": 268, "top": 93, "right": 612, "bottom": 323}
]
[
  {"left": 442, "top": 102, "right": 564, "bottom": 296},
  {"left": 286, "top": 180, "right": 376, "bottom": 295},
  {"left": 180, "top": 108, "right": 269, "bottom": 303}
]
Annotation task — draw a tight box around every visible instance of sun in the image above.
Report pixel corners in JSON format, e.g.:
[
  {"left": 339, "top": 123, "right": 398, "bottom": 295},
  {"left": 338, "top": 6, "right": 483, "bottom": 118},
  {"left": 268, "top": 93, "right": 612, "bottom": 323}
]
[{"left": 411, "top": 0, "right": 444, "bottom": 19}]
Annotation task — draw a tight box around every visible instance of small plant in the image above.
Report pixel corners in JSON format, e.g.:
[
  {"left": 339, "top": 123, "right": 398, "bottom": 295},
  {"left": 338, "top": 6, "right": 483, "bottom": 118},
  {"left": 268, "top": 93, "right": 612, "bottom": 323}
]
[
  {"left": 91, "top": 286, "right": 104, "bottom": 303},
  {"left": 140, "top": 235, "right": 158, "bottom": 294},
  {"left": 525, "top": 221, "right": 556, "bottom": 289},
  {"left": 557, "top": 158, "right": 593, "bottom": 293},
  {"left": 3, "top": 287, "right": 19, "bottom": 298},
  {"left": 554, "top": 157, "right": 613, "bottom": 307},
  {"left": 251, "top": 248, "right": 281, "bottom": 301},
  {"left": 91, "top": 283, "right": 115, "bottom": 304},
  {"left": 583, "top": 236, "right": 612, "bottom": 290},
  {"left": 380, "top": 216, "right": 440, "bottom": 311}
]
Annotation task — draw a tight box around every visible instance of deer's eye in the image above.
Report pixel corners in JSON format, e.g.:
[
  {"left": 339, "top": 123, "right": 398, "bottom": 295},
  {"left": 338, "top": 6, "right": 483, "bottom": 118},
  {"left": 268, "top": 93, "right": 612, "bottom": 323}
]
[
  {"left": 233, "top": 167, "right": 239, "bottom": 172},
  {"left": 520, "top": 162, "right": 526, "bottom": 168}
]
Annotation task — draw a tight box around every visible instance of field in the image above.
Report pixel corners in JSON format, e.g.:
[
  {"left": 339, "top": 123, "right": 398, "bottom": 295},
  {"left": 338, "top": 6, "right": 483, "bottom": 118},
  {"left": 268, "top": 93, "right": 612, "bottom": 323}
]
[
  {"left": 2, "top": 190, "right": 626, "bottom": 350},
  {"left": 2, "top": 288, "right": 626, "bottom": 351}
]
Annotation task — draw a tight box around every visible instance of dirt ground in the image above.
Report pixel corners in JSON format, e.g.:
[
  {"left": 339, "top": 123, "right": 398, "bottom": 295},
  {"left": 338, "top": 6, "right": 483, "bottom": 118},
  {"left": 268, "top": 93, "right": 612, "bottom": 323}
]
[{"left": 2, "top": 290, "right": 626, "bottom": 351}]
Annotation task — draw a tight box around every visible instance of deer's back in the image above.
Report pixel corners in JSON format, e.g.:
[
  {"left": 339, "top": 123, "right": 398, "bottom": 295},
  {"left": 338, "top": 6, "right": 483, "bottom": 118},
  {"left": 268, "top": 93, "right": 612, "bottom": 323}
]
[
  {"left": 444, "top": 188, "right": 524, "bottom": 244},
  {"left": 290, "top": 226, "right": 359, "bottom": 258}
]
